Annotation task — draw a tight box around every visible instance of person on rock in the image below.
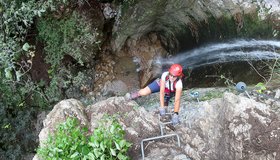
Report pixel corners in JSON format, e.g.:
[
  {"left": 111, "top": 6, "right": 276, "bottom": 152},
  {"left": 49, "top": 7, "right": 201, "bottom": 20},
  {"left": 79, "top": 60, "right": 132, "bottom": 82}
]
[{"left": 125, "top": 64, "right": 184, "bottom": 125}]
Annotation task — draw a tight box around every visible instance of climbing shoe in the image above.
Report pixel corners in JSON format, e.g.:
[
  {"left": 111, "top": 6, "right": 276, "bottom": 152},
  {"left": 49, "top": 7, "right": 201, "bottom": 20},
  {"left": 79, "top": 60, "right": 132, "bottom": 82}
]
[{"left": 124, "top": 92, "right": 140, "bottom": 100}]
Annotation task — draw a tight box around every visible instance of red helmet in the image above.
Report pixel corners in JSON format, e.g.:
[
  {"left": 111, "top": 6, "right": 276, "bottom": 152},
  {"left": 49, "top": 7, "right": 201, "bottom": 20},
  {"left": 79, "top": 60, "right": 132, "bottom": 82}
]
[{"left": 169, "top": 64, "right": 183, "bottom": 76}]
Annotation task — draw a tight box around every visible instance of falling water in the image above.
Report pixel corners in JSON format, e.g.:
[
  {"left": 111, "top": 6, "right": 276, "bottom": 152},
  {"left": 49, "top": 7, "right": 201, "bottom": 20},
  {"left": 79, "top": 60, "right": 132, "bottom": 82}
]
[{"left": 159, "top": 39, "right": 280, "bottom": 69}]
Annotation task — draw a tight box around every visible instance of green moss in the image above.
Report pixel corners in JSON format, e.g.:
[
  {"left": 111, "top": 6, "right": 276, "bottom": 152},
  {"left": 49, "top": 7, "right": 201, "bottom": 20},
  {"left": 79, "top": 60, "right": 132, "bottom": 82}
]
[
  {"left": 200, "top": 91, "right": 224, "bottom": 101},
  {"left": 197, "top": 12, "right": 277, "bottom": 43},
  {"left": 238, "top": 13, "right": 275, "bottom": 38}
]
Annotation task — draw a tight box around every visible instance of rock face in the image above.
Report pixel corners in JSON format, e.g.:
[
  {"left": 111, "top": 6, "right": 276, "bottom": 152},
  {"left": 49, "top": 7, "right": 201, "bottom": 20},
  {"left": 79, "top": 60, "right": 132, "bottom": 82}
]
[
  {"left": 111, "top": 0, "right": 280, "bottom": 52},
  {"left": 37, "top": 99, "right": 89, "bottom": 148},
  {"left": 123, "top": 33, "right": 168, "bottom": 87},
  {"left": 175, "top": 92, "right": 280, "bottom": 160},
  {"left": 34, "top": 92, "right": 280, "bottom": 160},
  {"left": 107, "top": 0, "right": 280, "bottom": 89}
]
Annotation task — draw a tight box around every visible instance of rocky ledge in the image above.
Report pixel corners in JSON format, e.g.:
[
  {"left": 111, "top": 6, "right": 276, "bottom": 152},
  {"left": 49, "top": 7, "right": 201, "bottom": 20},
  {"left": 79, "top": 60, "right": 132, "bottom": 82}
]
[{"left": 34, "top": 89, "right": 280, "bottom": 160}]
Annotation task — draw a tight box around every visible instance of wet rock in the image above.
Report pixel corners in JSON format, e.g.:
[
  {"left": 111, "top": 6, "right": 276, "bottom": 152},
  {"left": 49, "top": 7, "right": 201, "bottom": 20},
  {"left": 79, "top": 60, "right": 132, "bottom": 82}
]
[
  {"left": 93, "top": 52, "right": 116, "bottom": 95},
  {"left": 101, "top": 80, "right": 128, "bottom": 96},
  {"left": 122, "top": 33, "right": 168, "bottom": 87},
  {"left": 111, "top": 0, "right": 280, "bottom": 52}
]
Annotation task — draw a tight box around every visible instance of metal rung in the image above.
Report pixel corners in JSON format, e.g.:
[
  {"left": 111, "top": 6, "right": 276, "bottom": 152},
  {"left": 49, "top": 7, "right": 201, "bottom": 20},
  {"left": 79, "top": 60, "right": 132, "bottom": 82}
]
[
  {"left": 158, "top": 113, "right": 173, "bottom": 135},
  {"left": 141, "top": 133, "right": 180, "bottom": 160},
  {"left": 159, "top": 121, "right": 173, "bottom": 135}
]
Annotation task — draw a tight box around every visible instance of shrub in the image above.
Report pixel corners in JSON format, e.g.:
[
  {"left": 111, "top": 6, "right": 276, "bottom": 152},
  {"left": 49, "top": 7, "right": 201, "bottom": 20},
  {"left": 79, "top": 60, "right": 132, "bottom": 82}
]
[
  {"left": 0, "top": 0, "right": 97, "bottom": 158},
  {"left": 0, "top": 76, "right": 38, "bottom": 159},
  {"left": 37, "top": 11, "right": 101, "bottom": 71},
  {"left": 37, "top": 116, "right": 132, "bottom": 160},
  {"left": 88, "top": 116, "right": 132, "bottom": 160}
]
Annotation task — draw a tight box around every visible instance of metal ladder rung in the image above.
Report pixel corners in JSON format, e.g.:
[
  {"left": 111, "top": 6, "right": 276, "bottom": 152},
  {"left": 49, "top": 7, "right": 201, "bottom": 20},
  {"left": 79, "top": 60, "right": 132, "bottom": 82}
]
[{"left": 141, "top": 133, "right": 180, "bottom": 160}]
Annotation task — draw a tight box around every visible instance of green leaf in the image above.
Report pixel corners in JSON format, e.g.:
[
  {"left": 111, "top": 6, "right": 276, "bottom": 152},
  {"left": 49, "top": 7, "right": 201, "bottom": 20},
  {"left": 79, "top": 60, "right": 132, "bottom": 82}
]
[
  {"left": 93, "top": 148, "right": 101, "bottom": 158},
  {"left": 15, "top": 71, "right": 22, "bottom": 81},
  {"left": 117, "top": 153, "right": 126, "bottom": 160},
  {"left": 88, "top": 142, "right": 95, "bottom": 148},
  {"left": 81, "top": 146, "right": 90, "bottom": 155},
  {"left": 4, "top": 68, "right": 12, "bottom": 79},
  {"left": 115, "top": 141, "right": 120, "bottom": 150},
  {"left": 110, "top": 124, "right": 115, "bottom": 133},
  {"left": 100, "top": 155, "right": 105, "bottom": 160},
  {"left": 93, "top": 140, "right": 99, "bottom": 148},
  {"left": 22, "top": 43, "right": 30, "bottom": 51},
  {"left": 110, "top": 148, "right": 116, "bottom": 156},
  {"left": 100, "top": 141, "right": 105, "bottom": 151},
  {"left": 119, "top": 139, "right": 126, "bottom": 148},
  {"left": 70, "top": 152, "right": 79, "bottom": 158},
  {"left": 87, "top": 152, "right": 95, "bottom": 159}
]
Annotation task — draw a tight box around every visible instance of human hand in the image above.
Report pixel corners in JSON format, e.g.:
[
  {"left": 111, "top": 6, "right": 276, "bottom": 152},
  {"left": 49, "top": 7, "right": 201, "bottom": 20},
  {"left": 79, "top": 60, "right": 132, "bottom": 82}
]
[
  {"left": 172, "top": 114, "right": 179, "bottom": 125},
  {"left": 159, "top": 107, "right": 166, "bottom": 116}
]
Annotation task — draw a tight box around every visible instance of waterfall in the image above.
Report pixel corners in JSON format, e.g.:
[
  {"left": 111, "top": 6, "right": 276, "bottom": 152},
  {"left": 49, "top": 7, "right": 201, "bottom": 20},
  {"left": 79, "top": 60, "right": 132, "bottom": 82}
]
[{"left": 160, "top": 39, "right": 280, "bottom": 69}]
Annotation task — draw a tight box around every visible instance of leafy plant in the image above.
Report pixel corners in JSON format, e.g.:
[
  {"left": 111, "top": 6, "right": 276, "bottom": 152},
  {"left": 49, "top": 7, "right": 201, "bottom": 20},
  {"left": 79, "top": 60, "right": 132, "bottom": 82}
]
[
  {"left": 88, "top": 116, "right": 132, "bottom": 160},
  {"left": 37, "top": 11, "right": 101, "bottom": 72},
  {"left": 37, "top": 118, "right": 89, "bottom": 159},
  {"left": 255, "top": 82, "right": 266, "bottom": 93},
  {"left": 0, "top": 74, "right": 38, "bottom": 160},
  {"left": 37, "top": 116, "right": 132, "bottom": 160},
  {"left": 0, "top": 1, "right": 78, "bottom": 158},
  {"left": 200, "top": 91, "right": 224, "bottom": 101}
]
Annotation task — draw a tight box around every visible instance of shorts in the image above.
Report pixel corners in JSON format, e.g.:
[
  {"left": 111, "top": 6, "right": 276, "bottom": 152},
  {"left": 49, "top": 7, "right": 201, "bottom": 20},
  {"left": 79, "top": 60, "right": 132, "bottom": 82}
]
[
  {"left": 147, "top": 78, "right": 160, "bottom": 93},
  {"left": 147, "top": 78, "right": 174, "bottom": 105}
]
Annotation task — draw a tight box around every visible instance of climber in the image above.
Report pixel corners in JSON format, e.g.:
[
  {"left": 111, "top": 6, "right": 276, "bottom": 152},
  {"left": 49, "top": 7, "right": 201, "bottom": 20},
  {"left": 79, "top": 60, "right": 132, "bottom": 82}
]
[{"left": 125, "top": 64, "right": 184, "bottom": 125}]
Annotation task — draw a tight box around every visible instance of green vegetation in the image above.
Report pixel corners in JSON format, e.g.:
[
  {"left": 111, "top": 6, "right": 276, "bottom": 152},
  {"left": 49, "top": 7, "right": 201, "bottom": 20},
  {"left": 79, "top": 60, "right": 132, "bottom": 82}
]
[
  {"left": 0, "top": 76, "right": 38, "bottom": 159},
  {"left": 199, "top": 12, "right": 278, "bottom": 43},
  {"left": 37, "top": 11, "right": 101, "bottom": 71},
  {"left": 0, "top": 0, "right": 101, "bottom": 158},
  {"left": 37, "top": 117, "right": 132, "bottom": 160},
  {"left": 200, "top": 91, "right": 224, "bottom": 101},
  {"left": 36, "top": 7, "right": 102, "bottom": 105},
  {"left": 255, "top": 82, "right": 267, "bottom": 93},
  {"left": 0, "top": 0, "right": 51, "bottom": 158},
  {"left": 238, "top": 12, "right": 275, "bottom": 38}
]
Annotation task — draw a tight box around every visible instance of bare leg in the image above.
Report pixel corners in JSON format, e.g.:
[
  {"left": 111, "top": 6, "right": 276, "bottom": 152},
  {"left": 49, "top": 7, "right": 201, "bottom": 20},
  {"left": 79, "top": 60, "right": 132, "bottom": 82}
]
[
  {"left": 138, "top": 86, "right": 152, "bottom": 96},
  {"left": 126, "top": 86, "right": 152, "bottom": 100}
]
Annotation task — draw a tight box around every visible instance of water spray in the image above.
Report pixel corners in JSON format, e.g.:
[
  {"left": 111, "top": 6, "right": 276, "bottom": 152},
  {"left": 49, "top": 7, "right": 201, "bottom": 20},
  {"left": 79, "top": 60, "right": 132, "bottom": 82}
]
[{"left": 162, "top": 39, "right": 280, "bottom": 70}]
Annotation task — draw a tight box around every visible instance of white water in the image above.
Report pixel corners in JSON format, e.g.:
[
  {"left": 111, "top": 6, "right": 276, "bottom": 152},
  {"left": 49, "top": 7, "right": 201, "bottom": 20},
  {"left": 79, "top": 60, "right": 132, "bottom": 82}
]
[{"left": 159, "top": 39, "right": 280, "bottom": 69}]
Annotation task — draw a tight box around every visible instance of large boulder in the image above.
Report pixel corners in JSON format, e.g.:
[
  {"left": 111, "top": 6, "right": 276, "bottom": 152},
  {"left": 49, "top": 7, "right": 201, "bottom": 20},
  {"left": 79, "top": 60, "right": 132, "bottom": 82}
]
[
  {"left": 174, "top": 92, "right": 280, "bottom": 160},
  {"left": 34, "top": 92, "right": 280, "bottom": 160},
  {"left": 33, "top": 97, "right": 160, "bottom": 160}
]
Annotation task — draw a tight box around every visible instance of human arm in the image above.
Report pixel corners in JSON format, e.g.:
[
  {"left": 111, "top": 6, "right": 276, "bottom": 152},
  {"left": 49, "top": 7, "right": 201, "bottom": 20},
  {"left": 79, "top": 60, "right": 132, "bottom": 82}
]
[
  {"left": 173, "top": 86, "right": 182, "bottom": 113},
  {"left": 159, "top": 78, "right": 166, "bottom": 108},
  {"left": 171, "top": 89, "right": 182, "bottom": 125}
]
